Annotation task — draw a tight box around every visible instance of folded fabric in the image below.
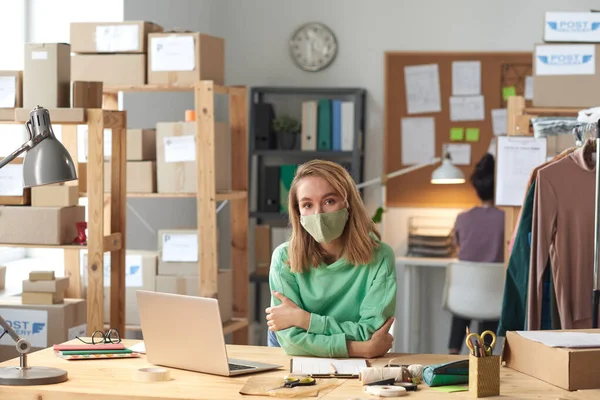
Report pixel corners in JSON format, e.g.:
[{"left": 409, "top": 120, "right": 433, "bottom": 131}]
[{"left": 422, "top": 359, "right": 469, "bottom": 387}]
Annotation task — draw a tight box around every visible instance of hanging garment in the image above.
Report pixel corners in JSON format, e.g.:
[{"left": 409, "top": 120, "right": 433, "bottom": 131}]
[{"left": 528, "top": 140, "right": 596, "bottom": 330}]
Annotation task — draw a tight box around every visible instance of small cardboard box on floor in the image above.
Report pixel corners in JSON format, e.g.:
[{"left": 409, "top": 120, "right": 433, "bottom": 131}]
[
  {"left": 0, "top": 297, "right": 86, "bottom": 362},
  {"left": 502, "top": 330, "right": 600, "bottom": 391},
  {"left": 533, "top": 43, "right": 600, "bottom": 107},
  {"left": 156, "top": 121, "right": 230, "bottom": 193},
  {"left": 81, "top": 250, "right": 157, "bottom": 325}
]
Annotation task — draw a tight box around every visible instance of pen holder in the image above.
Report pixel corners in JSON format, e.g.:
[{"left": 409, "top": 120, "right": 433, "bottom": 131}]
[{"left": 468, "top": 354, "right": 500, "bottom": 398}]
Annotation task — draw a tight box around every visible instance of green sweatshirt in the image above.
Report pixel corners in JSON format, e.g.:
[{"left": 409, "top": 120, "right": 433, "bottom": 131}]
[{"left": 269, "top": 240, "right": 397, "bottom": 358}]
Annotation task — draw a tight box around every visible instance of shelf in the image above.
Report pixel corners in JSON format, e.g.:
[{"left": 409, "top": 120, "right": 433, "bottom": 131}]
[
  {"left": 108, "top": 318, "right": 248, "bottom": 335},
  {"left": 252, "top": 87, "right": 366, "bottom": 95},
  {"left": 80, "top": 191, "right": 247, "bottom": 201},
  {"left": 103, "top": 83, "right": 230, "bottom": 95},
  {"left": 0, "top": 233, "right": 121, "bottom": 252},
  {"left": 254, "top": 150, "right": 356, "bottom": 158},
  {"left": 524, "top": 107, "right": 582, "bottom": 115}
]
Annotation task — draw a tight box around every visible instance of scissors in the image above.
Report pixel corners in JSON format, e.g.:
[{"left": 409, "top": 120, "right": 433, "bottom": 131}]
[
  {"left": 465, "top": 330, "right": 497, "bottom": 356},
  {"left": 271, "top": 375, "right": 316, "bottom": 390}
]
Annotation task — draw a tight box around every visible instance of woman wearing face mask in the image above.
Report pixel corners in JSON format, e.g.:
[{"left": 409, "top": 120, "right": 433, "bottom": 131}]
[{"left": 265, "top": 160, "right": 397, "bottom": 358}]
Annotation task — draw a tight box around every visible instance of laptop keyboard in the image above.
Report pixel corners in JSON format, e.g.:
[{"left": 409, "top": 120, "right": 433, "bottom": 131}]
[{"left": 229, "top": 363, "right": 256, "bottom": 371}]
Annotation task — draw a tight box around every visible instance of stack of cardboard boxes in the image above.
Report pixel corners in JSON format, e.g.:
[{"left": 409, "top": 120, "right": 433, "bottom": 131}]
[
  {"left": 155, "top": 229, "right": 232, "bottom": 322},
  {"left": 534, "top": 11, "right": 600, "bottom": 107},
  {"left": 71, "top": 21, "right": 163, "bottom": 86},
  {"left": 21, "top": 271, "right": 70, "bottom": 305}
]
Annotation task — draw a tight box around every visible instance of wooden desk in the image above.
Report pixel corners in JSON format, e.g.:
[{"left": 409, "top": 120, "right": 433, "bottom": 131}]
[{"left": 0, "top": 341, "right": 597, "bottom": 399}]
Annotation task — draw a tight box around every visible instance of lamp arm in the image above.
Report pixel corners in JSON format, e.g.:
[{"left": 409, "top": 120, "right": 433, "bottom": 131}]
[
  {"left": 0, "top": 313, "right": 21, "bottom": 344},
  {"left": 0, "top": 141, "right": 33, "bottom": 170},
  {"left": 356, "top": 157, "right": 441, "bottom": 190}
]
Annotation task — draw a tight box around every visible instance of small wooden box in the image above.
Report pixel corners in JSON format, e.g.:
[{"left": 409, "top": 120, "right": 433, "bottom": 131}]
[
  {"left": 72, "top": 81, "right": 103, "bottom": 108},
  {"left": 469, "top": 354, "right": 500, "bottom": 398}
]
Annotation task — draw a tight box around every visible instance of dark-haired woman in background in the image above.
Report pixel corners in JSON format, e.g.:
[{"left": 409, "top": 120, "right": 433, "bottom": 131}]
[{"left": 448, "top": 154, "right": 504, "bottom": 355}]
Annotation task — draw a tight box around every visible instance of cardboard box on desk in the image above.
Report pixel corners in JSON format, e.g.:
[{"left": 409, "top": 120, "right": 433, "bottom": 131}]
[
  {"left": 24, "top": 43, "right": 70, "bottom": 109},
  {"left": 72, "top": 54, "right": 146, "bottom": 86},
  {"left": 104, "top": 161, "right": 156, "bottom": 193},
  {"left": 81, "top": 250, "right": 157, "bottom": 326},
  {"left": 148, "top": 32, "right": 224, "bottom": 85},
  {"left": 0, "top": 298, "right": 86, "bottom": 363},
  {"left": 0, "top": 206, "right": 85, "bottom": 245},
  {"left": 32, "top": 184, "right": 78, "bottom": 207},
  {"left": 0, "top": 70, "right": 22, "bottom": 108},
  {"left": 533, "top": 43, "right": 600, "bottom": 107},
  {"left": 0, "top": 158, "right": 31, "bottom": 206},
  {"left": 156, "top": 122, "right": 230, "bottom": 193},
  {"left": 502, "top": 330, "right": 600, "bottom": 391},
  {"left": 70, "top": 21, "right": 163, "bottom": 53},
  {"left": 155, "top": 270, "right": 232, "bottom": 322},
  {"left": 544, "top": 12, "right": 600, "bottom": 43}
]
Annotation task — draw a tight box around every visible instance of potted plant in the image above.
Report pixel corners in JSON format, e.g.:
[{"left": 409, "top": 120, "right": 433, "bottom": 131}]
[{"left": 272, "top": 115, "right": 301, "bottom": 150}]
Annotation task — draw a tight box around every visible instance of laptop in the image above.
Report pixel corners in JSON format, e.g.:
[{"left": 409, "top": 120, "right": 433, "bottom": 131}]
[{"left": 136, "top": 290, "right": 282, "bottom": 376}]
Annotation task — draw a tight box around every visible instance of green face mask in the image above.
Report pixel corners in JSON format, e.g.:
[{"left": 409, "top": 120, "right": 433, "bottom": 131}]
[{"left": 300, "top": 208, "right": 349, "bottom": 243}]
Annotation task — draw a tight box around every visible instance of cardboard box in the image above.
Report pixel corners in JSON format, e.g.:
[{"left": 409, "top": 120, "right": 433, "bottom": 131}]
[
  {"left": 0, "top": 205, "right": 85, "bottom": 245},
  {"left": 0, "top": 70, "right": 22, "bottom": 107},
  {"left": 533, "top": 44, "right": 600, "bottom": 107},
  {"left": 0, "top": 266, "right": 5, "bottom": 290},
  {"left": 502, "top": 330, "right": 600, "bottom": 391},
  {"left": 70, "top": 21, "right": 163, "bottom": 53},
  {"left": 0, "top": 108, "right": 14, "bottom": 121},
  {"left": 156, "top": 122, "right": 230, "bottom": 193},
  {"left": 0, "top": 298, "right": 86, "bottom": 362},
  {"left": 14, "top": 107, "right": 85, "bottom": 124},
  {"left": 544, "top": 12, "right": 600, "bottom": 43},
  {"left": 24, "top": 43, "right": 70, "bottom": 108},
  {"left": 158, "top": 260, "right": 198, "bottom": 276},
  {"left": 158, "top": 229, "right": 198, "bottom": 263},
  {"left": 128, "top": 129, "right": 156, "bottom": 161},
  {"left": 23, "top": 277, "right": 69, "bottom": 293},
  {"left": 72, "top": 81, "right": 103, "bottom": 108},
  {"left": 32, "top": 184, "right": 78, "bottom": 207},
  {"left": 81, "top": 250, "right": 158, "bottom": 326},
  {"left": 148, "top": 32, "right": 224, "bottom": 85},
  {"left": 22, "top": 291, "right": 65, "bottom": 305},
  {"left": 103, "top": 161, "right": 156, "bottom": 193},
  {"left": 155, "top": 269, "right": 232, "bottom": 322},
  {"left": 0, "top": 158, "right": 31, "bottom": 206},
  {"left": 72, "top": 54, "right": 146, "bottom": 86}
]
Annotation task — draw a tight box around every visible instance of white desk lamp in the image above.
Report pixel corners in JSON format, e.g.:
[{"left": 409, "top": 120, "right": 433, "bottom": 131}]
[{"left": 0, "top": 106, "right": 76, "bottom": 386}]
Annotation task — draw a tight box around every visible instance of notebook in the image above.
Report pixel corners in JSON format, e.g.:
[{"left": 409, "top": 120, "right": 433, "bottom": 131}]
[{"left": 290, "top": 357, "right": 367, "bottom": 377}]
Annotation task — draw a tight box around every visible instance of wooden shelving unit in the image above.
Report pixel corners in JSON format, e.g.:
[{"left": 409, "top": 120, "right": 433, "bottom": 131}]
[
  {"left": 3, "top": 108, "right": 128, "bottom": 336},
  {"left": 102, "top": 81, "right": 250, "bottom": 344}
]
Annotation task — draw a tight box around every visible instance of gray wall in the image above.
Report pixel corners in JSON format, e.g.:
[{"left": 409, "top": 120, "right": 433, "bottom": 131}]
[{"left": 124, "top": 0, "right": 599, "bottom": 351}]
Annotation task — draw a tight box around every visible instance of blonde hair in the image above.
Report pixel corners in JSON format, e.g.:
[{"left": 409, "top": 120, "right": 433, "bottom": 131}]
[{"left": 287, "top": 160, "right": 381, "bottom": 273}]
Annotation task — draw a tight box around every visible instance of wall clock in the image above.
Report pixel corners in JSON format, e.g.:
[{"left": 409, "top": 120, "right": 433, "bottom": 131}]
[{"left": 289, "top": 22, "right": 338, "bottom": 72}]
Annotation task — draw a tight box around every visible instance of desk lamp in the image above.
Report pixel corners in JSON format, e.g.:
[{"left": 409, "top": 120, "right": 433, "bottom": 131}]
[{"left": 0, "top": 106, "right": 76, "bottom": 386}]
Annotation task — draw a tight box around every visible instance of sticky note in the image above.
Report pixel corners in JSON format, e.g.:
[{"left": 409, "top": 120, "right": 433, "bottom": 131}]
[
  {"left": 503, "top": 86, "right": 516, "bottom": 100},
  {"left": 466, "top": 128, "right": 480, "bottom": 142},
  {"left": 450, "top": 127, "right": 464, "bottom": 141}
]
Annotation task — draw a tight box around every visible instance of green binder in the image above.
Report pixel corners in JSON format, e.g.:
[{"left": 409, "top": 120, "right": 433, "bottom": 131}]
[
  {"left": 280, "top": 165, "right": 297, "bottom": 213},
  {"left": 317, "top": 99, "right": 332, "bottom": 150}
]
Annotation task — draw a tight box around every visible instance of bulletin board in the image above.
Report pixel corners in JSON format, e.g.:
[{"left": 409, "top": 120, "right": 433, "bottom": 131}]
[{"left": 385, "top": 51, "right": 532, "bottom": 208}]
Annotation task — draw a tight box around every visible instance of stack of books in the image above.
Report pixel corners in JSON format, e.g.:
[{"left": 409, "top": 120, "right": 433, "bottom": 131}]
[
  {"left": 53, "top": 343, "right": 141, "bottom": 360},
  {"left": 22, "top": 271, "right": 69, "bottom": 305}
]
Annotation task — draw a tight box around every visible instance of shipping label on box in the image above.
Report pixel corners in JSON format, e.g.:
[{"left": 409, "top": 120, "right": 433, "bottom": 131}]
[
  {"left": 161, "top": 232, "right": 198, "bottom": 262},
  {"left": 96, "top": 24, "right": 141, "bottom": 52},
  {"left": 545, "top": 12, "right": 600, "bottom": 43},
  {"left": 0, "top": 73, "right": 19, "bottom": 108},
  {"left": 150, "top": 35, "right": 196, "bottom": 72},
  {"left": 0, "top": 164, "right": 24, "bottom": 196},
  {"left": 164, "top": 135, "right": 195, "bottom": 162},
  {"left": 536, "top": 44, "right": 596, "bottom": 76},
  {"left": 0, "top": 308, "right": 48, "bottom": 348}
]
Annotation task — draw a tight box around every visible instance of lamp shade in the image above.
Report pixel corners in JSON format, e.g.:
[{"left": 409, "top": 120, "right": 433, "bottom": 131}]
[
  {"left": 431, "top": 158, "right": 465, "bottom": 185},
  {"left": 22, "top": 137, "right": 77, "bottom": 188}
]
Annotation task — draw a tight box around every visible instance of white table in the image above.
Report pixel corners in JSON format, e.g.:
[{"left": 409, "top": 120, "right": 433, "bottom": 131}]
[{"left": 395, "top": 256, "right": 455, "bottom": 353}]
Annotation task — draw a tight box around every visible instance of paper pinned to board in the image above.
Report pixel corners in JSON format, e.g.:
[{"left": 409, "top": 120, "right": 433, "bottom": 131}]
[
  {"left": 151, "top": 35, "right": 196, "bottom": 72},
  {"left": 444, "top": 144, "right": 471, "bottom": 166},
  {"left": 0, "top": 76, "right": 16, "bottom": 107},
  {"left": 517, "top": 331, "right": 600, "bottom": 348},
  {"left": 495, "top": 136, "right": 547, "bottom": 206},
  {"left": 452, "top": 61, "right": 481, "bottom": 96},
  {"left": 95, "top": 24, "right": 140, "bottom": 52},
  {"left": 0, "top": 164, "right": 24, "bottom": 196},
  {"left": 491, "top": 108, "right": 508, "bottom": 136},
  {"left": 450, "top": 95, "right": 485, "bottom": 122},
  {"left": 291, "top": 357, "right": 367, "bottom": 376},
  {"left": 163, "top": 135, "right": 196, "bottom": 163},
  {"left": 525, "top": 76, "right": 534, "bottom": 100},
  {"left": 404, "top": 64, "right": 442, "bottom": 114},
  {"left": 401, "top": 117, "right": 435, "bottom": 165},
  {"left": 162, "top": 233, "right": 198, "bottom": 263}
]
